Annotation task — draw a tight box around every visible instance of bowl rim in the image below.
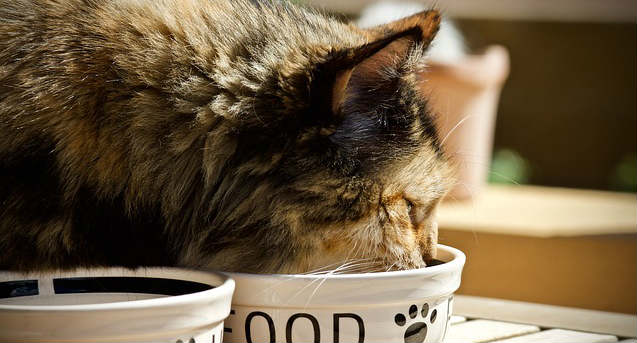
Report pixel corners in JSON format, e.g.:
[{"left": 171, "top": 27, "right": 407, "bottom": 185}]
[
  {"left": 227, "top": 244, "right": 465, "bottom": 281},
  {"left": 0, "top": 267, "right": 234, "bottom": 312}
]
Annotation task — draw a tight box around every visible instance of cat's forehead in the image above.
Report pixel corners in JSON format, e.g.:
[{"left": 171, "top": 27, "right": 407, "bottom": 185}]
[{"left": 380, "top": 141, "right": 451, "bottom": 200}]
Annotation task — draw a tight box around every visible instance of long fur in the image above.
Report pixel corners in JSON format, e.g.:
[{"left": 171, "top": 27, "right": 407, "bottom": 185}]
[{"left": 0, "top": 0, "right": 451, "bottom": 273}]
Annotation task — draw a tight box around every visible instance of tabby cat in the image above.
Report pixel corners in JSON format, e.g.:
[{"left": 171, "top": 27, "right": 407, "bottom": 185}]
[{"left": 0, "top": 0, "right": 452, "bottom": 273}]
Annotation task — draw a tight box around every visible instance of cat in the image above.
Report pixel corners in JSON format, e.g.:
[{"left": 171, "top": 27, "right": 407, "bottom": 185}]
[
  {"left": 0, "top": 0, "right": 452, "bottom": 274},
  {"left": 358, "top": 1, "right": 466, "bottom": 64}
]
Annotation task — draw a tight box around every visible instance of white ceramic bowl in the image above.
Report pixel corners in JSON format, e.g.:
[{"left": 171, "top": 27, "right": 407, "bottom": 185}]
[
  {"left": 223, "top": 244, "right": 465, "bottom": 343},
  {"left": 0, "top": 267, "right": 234, "bottom": 343}
]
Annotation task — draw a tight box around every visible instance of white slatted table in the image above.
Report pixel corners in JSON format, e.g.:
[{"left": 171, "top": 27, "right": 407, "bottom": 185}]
[{"left": 446, "top": 295, "right": 637, "bottom": 342}]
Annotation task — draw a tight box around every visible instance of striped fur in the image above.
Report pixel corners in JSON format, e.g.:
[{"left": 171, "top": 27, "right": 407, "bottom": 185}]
[{"left": 0, "top": 0, "right": 451, "bottom": 273}]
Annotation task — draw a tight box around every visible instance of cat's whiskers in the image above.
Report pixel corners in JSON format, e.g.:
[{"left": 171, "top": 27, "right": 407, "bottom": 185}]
[
  {"left": 300, "top": 257, "right": 376, "bottom": 275},
  {"left": 446, "top": 152, "right": 522, "bottom": 186},
  {"left": 257, "top": 253, "right": 378, "bottom": 299},
  {"left": 301, "top": 258, "right": 393, "bottom": 307},
  {"left": 440, "top": 113, "right": 474, "bottom": 146},
  {"left": 303, "top": 258, "right": 378, "bottom": 275},
  {"left": 385, "top": 261, "right": 398, "bottom": 272},
  {"left": 300, "top": 261, "right": 348, "bottom": 275},
  {"left": 220, "top": 257, "right": 389, "bottom": 304},
  {"left": 287, "top": 275, "right": 329, "bottom": 305},
  {"left": 290, "top": 260, "right": 360, "bottom": 307},
  {"left": 324, "top": 261, "right": 385, "bottom": 274},
  {"left": 302, "top": 259, "right": 374, "bottom": 308}
]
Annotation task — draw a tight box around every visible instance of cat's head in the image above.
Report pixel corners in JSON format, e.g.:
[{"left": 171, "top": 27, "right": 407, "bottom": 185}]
[{"left": 197, "top": 10, "right": 452, "bottom": 273}]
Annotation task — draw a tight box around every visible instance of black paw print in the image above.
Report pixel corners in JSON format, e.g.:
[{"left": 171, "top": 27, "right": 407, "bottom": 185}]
[{"left": 394, "top": 303, "right": 438, "bottom": 343}]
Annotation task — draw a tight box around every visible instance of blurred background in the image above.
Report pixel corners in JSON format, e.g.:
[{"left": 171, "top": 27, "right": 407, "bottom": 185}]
[
  {"left": 302, "top": 0, "right": 637, "bottom": 315},
  {"left": 304, "top": 0, "right": 636, "bottom": 193}
]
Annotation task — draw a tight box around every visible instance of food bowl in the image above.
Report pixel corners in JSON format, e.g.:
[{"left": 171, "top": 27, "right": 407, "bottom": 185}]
[
  {"left": 223, "top": 244, "right": 465, "bottom": 343},
  {"left": 0, "top": 267, "right": 234, "bottom": 343}
]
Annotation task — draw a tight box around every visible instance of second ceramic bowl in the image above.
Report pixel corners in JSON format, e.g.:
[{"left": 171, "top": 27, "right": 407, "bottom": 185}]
[{"left": 223, "top": 244, "right": 465, "bottom": 343}]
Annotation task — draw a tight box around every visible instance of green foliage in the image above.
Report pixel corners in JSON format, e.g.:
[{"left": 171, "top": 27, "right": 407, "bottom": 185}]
[
  {"left": 488, "top": 148, "right": 531, "bottom": 185},
  {"left": 610, "top": 154, "right": 637, "bottom": 192}
]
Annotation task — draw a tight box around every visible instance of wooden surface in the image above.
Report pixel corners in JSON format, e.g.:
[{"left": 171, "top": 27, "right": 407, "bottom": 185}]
[
  {"left": 439, "top": 230, "right": 637, "bottom": 313},
  {"left": 490, "top": 329, "right": 619, "bottom": 343},
  {"left": 445, "top": 317, "right": 622, "bottom": 343},
  {"left": 444, "top": 295, "right": 637, "bottom": 342},
  {"left": 445, "top": 319, "right": 539, "bottom": 342},
  {"left": 437, "top": 185, "right": 637, "bottom": 313},
  {"left": 453, "top": 295, "right": 637, "bottom": 337},
  {"left": 438, "top": 185, "right": 637, "bottom": 237}
]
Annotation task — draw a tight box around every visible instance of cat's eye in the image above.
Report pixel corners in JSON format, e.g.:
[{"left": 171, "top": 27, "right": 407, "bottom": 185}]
[
  {"left": 405, "top": 198, "right": 422, "bottom": 226},
  {"left": 405, "top": 197, "right": 435, "bottom": 226},
  {"left": 405, "top": 199, "right": 414, "bottom": 213}
]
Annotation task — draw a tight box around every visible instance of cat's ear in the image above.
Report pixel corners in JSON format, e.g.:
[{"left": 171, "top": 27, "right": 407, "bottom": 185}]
[
  {"left": 362, "top": 9, "right": 441, "bottom": 47},
  {"left": 329, "top": 10, "right": 441, "bottom": 114}
]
